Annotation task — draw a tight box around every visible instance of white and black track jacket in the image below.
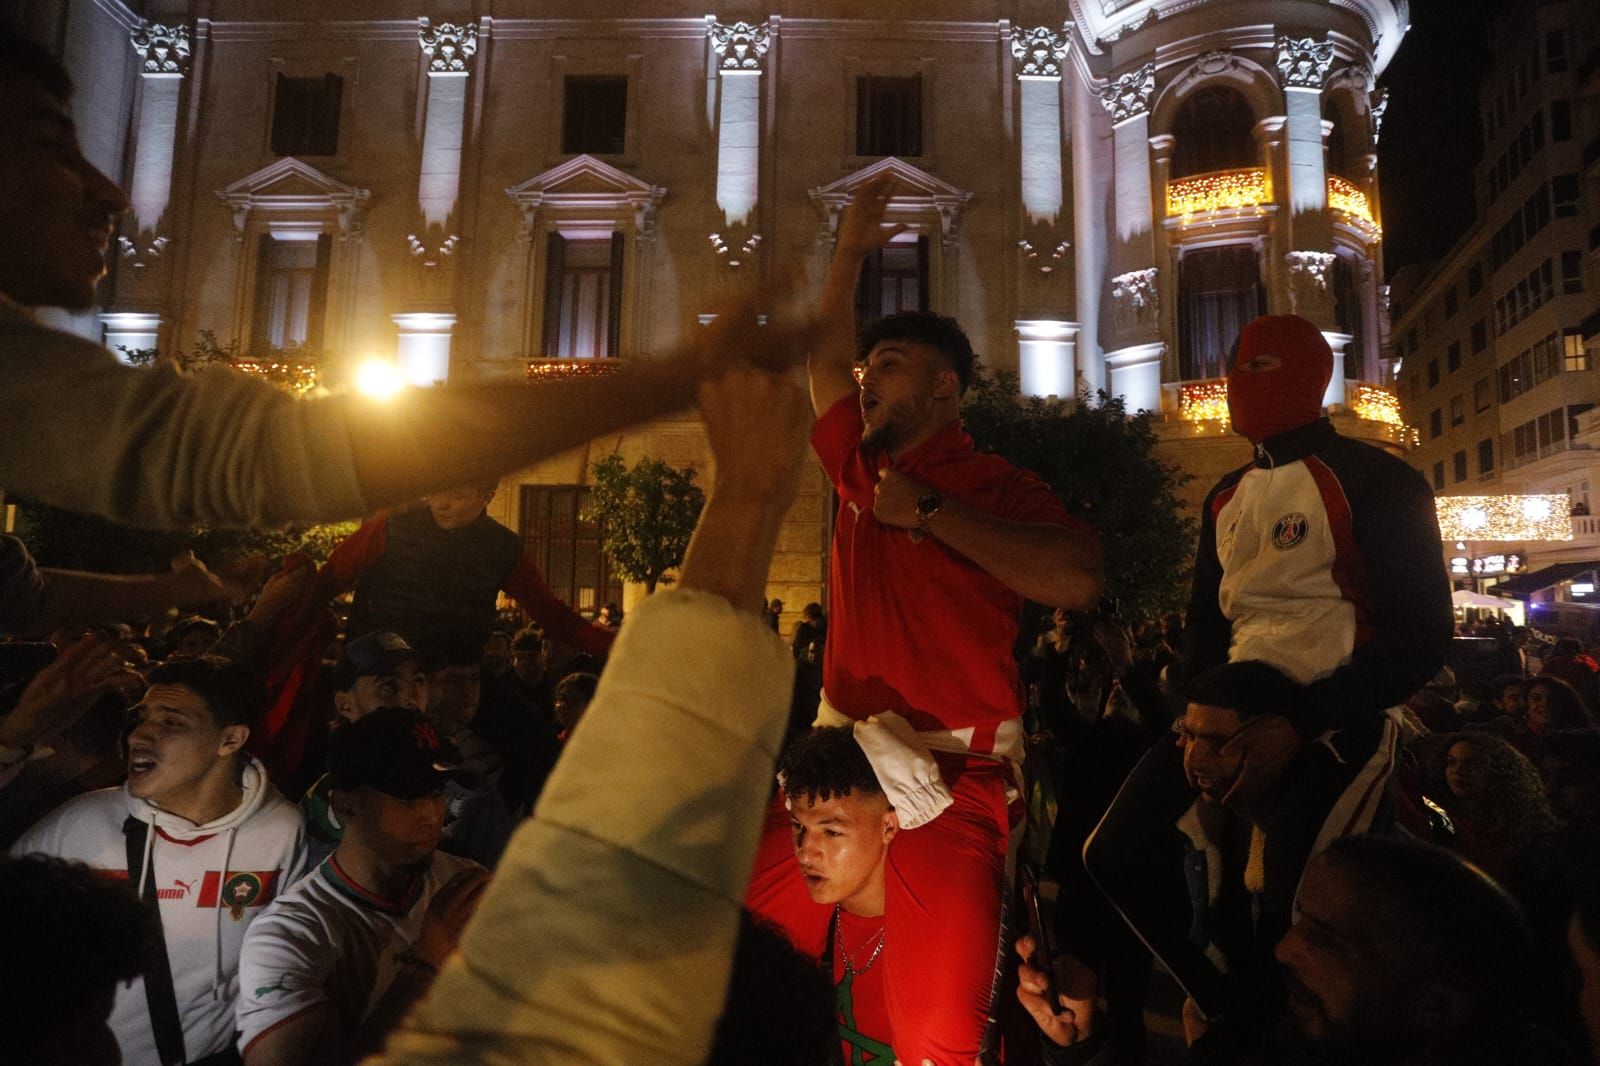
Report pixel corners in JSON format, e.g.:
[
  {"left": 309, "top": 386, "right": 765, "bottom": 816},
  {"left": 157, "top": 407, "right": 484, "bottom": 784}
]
[{"left": 1183, "top": 419, "right": 1453, "bottom": 736}]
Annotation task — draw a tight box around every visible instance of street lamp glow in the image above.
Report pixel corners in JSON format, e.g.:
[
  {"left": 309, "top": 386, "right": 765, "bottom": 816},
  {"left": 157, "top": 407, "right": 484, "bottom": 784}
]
[{"left": 356, "top": 359, "right": 403, "bottom": 400}]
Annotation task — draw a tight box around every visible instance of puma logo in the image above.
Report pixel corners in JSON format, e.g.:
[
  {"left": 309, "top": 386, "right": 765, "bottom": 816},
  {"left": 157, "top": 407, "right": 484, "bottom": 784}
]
[{"left": 255, "top": 976, "right": 292, "bottom": 999}]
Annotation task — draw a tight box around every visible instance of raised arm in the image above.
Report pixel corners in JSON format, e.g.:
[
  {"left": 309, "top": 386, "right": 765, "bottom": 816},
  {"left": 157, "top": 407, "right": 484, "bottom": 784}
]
[
  {"left": 372, "top": 369, "right": 814, "bottom": 1065},
  {"left": 810, "top": 173, "right": 906, "bottom": 416}
]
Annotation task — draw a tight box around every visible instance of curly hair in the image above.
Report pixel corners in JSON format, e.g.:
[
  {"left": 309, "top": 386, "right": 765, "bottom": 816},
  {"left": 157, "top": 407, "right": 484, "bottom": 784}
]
[
  {"left": 1441, "top": 733, "right": 1558, "bottom": 840},
  {"left": 778, "top": 726, "right": 881, "bottom": 805},
  {"left": 1527, "top": 674, "right": 1596, "bottom": 732},
  {"left": 857, "top": 311, "right": 977, "bottom": 395}
]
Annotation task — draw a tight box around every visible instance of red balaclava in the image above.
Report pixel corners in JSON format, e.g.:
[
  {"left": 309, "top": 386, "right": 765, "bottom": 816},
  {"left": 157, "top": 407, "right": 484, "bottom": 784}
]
[{"left": 1226, "top": 314, "right": 1333, "bottom": 444}]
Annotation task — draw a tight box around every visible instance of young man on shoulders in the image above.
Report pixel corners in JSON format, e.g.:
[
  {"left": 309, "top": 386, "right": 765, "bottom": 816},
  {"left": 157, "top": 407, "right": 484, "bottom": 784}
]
[
  {"left": 779, "top": 726, "right": 899, "bottom": 1064},
  {"left": 237, "top": 707, "right": 488, "bottom": 1066},
  {"left": 747, "top": 174, "right": 1104, "bottom": 1064},
  {"left": 10, "top": 655, "right": 308, "bottom": 1066}
]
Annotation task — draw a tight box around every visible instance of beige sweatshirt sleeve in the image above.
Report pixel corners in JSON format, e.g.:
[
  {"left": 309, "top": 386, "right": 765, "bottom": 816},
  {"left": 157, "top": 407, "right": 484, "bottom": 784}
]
[
  {"left": 0, "top": 316, "right": 367, "bottom": 529},
  {"left": 371, "top": 588, "right": 794, "bottom": 1066}
]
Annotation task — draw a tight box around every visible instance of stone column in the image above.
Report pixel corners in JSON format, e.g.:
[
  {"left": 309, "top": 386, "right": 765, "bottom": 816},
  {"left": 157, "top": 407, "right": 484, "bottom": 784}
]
[
  {"left": 1098, "top": 64, "right": 1162, "bottom": 413},
  {"left": 1070, "top": 56, "right": 1113, "bottom": 394},
  {"left": 710, "top": 20, "right": 770, "bottom": 232},
  {"left": 100, "top": 22, "right": 190, "bottom": 353},
  {"left": 1276, "top": 36, "right": 1335, "bottom": 247},
  {"left": 1012, "top": 26, "right": 1068, "bottom": 225},
  {"left": 1015, "top": 319, "right": 1080, "bottom": 398},
  {"left": 406, "top": 18, "right": 479, "bottom": 381}
]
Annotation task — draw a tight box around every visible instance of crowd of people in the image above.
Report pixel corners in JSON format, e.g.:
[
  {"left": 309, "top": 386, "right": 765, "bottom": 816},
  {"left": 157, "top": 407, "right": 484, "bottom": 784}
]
[{"left": 4, "top": 26, "right": 1600, "bottom": 1066}]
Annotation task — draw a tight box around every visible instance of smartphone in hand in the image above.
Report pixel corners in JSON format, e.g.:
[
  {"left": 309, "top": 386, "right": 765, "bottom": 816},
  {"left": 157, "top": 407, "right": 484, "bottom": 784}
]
[{"left": 1020, "top": 861, "right": 1060, "bottom": 1011}]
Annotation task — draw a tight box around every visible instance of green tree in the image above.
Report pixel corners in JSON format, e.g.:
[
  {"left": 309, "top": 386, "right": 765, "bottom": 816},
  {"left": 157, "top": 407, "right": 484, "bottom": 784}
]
[
  {"left": 959, "top": 365, "right": 1197, "bottom": 621},
  {"left": 585, "top": 453, "right": 706, "bottom": 595},
  {"left": 11, "top": 498, "right": 356, "bottom": 577}
]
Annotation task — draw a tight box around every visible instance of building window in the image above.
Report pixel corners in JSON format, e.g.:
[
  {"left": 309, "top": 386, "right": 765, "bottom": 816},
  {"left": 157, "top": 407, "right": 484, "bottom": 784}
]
[
  {"left": 1546, "top": 31, "right": 1568, "bottom": 73},
  {"left": 1471, "top": 319, "right": 1487, "bottom": 354},
  {"left": 1451, "top": 395, "right": 1465, "bottom": 427},
  {"left": 1427, "top": 359, "right": 1440, "bottom": 387},
  {"left": 1475, "top": 377, "right": 1491, "bottom": 413},
  {"left": 1433, "top": 461, "right": 1445, "bottom": 490},
  {"left": 541, "top": 233, "right": 623, "bottom": 358},
  {"left": 1172, "top": 87, "right": 1257, "bottom": 178},
  {"left": 270, "top": 74, "right": 342, "bottom": 157},
  {"left": 1454, "top": 451, "right": 1469, "bottom": 483},
  {"left": 854, "top": 238, "right": 929, "bottom": 327},
  {"left": 1178, "top": 245, "right": 1262, "bottom": 380},
  {"left": 1562, "top": 251, "right": 1584, "bottom": 295},
  {"left": 1468, "top": 264, "right": 1483, "bottom": 295},
  {"left": 1447, "top": 341, "right": 1462, "bottom": 373},
  {"left": 1430, "top": 409, "right": 1443, "bottom": 439},
  {"left": 1567, "top": 331, "right": 1592, "bottom": 372},
  {"left": 562, "top": 76, "right": 629, "bottom": 156},
  {"left": 1554, "top": 175, "right": 1581, "bottom": 218},
  {"left": 1445, "top": 287, "right": 1460, "bottom": 318},
  {"left": 856, "top": 75, "right": 923, "bottom": 157},
  {"left": 1478, "top": 437, "right": 1495, "bottom": 475},
  {"left": 250, "top": 234, "right": 330, "bottom": 353},
  {"left": 517, "top": 486, "right": 621, "bottom": 618},
  {"left": 1551, "top": 101, "right": 1572, "bottom": 142}
]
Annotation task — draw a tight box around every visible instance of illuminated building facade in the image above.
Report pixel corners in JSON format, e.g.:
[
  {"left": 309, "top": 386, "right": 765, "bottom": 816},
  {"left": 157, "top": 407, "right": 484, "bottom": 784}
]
[
  {"left": 24, "top": 0, "right": 1410, "bottom": 615},
  {"left": 1391, "top": 0, "right": 1600, "bottom": 611}
]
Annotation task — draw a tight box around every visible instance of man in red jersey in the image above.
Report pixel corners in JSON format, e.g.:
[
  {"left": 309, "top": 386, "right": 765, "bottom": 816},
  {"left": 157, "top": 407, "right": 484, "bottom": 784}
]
[{"left": 747, "top": 174, "right": 1104, "bottom": 1065}]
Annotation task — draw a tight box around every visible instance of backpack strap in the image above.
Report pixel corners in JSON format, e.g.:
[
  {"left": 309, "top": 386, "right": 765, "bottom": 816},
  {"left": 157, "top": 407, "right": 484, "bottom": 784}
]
[{"left": 124, "top": 815, "right": 190, "bottom": 1066}]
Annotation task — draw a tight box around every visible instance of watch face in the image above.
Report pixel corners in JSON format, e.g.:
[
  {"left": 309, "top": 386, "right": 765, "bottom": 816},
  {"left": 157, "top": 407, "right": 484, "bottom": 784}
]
[{"left": 916, "top": 492, "right": 942, "bottom": 516}]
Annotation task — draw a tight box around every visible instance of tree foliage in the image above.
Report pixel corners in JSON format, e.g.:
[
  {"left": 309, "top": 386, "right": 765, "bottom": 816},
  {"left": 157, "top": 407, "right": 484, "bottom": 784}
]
[
  {"left": 584, "top": 453, "right": 706, "bottom": 594},
  {"left": 10, "top": 498, "right": 356, "bottom": 577},
  {"left": 960, "top": 365, "right": 1197, "bottom": 621}
]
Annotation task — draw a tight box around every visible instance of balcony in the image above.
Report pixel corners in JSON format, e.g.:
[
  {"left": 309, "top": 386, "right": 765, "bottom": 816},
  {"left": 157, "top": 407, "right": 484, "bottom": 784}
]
[
  {"left": 1162, "top": 378, "right": 1417, "bottom": 446},
  {"left": 1327, "top": 176, "right": 1381, "bottom": 237},
  {"left": 525, "top": 357, "right": 624, "bottom": 383},
  {"left": 1166, "top": 167, "right": 1270, "bottom": 220}
]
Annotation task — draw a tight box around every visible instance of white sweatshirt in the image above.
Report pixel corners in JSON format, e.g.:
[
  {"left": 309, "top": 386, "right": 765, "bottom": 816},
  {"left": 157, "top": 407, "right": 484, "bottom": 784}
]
[{"left": 10, "top": 757, "right": 310, "bottom": 1064}]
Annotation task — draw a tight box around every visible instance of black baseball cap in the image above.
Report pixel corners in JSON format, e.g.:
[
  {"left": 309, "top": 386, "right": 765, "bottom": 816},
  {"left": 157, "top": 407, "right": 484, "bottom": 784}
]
[
  {"left": 325, "top": 706, "right": 468, "bottom": 799},
  {"left": 335, "top": 632, "right": 417, "bottom": 691}
]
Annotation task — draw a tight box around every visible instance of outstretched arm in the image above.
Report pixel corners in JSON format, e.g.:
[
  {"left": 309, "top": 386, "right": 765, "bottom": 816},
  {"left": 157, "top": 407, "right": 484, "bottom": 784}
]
[{"left": 810, "top": 173, "right": 905, "bottom": 416}]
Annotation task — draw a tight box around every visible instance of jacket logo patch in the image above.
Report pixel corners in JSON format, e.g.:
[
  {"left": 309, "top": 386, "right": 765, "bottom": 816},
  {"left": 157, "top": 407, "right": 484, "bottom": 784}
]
[{"left": 1271, "top": 513, "right": 1309, "bottom": 551}]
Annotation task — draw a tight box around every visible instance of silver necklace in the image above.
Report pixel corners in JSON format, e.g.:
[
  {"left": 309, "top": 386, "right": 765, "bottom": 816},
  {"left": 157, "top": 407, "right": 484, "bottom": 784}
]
[{"left": 833, "top": 905, "right": 886, "bottom": 976}]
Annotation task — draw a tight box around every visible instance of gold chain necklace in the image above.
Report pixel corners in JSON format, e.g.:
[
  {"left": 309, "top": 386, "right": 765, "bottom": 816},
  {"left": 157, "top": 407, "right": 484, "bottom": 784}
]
[{"left": 833, "top": 905, "right": 886, "bottom": 976}]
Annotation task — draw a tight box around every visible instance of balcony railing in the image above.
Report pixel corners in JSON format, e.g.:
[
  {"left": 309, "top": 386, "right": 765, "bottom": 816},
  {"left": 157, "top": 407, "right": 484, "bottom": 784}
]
[
  {"left": 1327, "top": 175, "right": 1381, "bottom": 236},
  {"left": 230, "top": 358, "right": 320, "bottom": 396},
  {"left": 525, "top": 357, "right": 624, "bottom": 383},
  {"left": 1165, "top": 378, "right": 1417, "bottom": 444},
  {"left": 1166, "top": 167, "right": 1269, "bottom": 219}
]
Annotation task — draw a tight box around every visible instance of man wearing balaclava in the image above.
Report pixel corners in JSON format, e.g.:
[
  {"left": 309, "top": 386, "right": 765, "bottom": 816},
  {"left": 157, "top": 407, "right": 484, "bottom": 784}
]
[{"left": 1077, "top": 315, "right": 1451, "bottom": 1060}]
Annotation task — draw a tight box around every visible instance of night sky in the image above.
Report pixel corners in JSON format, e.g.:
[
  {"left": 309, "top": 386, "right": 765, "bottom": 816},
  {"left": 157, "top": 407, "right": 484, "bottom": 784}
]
[{"left": 1378, "top": 0, "right": 1505, "bottom": 275}]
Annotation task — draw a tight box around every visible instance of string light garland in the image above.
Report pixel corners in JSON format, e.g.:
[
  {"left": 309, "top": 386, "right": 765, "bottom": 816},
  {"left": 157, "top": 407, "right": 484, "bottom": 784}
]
[
  {"left": 1178, "top": 379, "right": 1231, "bottom": 423},
  {"left": 1167, "top": 168, "right": 1269, "bottom": 220},
  {"left": 231, "top": 359, "right": 319, "bottom": 396},
  {"left": 526, "top": 358, "right": 625, "bottom": 382},
  {"left": 1351, "top": 384, "right": 1403, "bottom": 426},
  {"left": 1327, "top": 176, "right": 1381, "bottom": 236},
  {"left": 1435, "top": 494, "right": 1573, "bottom": 542}
]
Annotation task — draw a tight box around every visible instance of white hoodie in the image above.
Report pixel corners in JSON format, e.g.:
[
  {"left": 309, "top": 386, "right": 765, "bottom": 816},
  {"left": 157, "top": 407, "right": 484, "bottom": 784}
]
[{"left": 10, "top": 756, "right": 309, "bottom": 1064}]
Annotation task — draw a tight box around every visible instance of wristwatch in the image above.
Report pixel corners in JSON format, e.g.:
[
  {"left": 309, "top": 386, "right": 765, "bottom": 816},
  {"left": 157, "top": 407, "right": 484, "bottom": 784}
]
[{"left": 914, "top": 491, "right": 944, "bottom": 530}]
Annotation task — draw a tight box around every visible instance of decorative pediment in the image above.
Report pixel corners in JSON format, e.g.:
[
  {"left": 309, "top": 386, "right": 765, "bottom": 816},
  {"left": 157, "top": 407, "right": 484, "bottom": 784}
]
[
  {"left": 216, "top": 158, "right": 370, "bottom": 235},
  {"left": 809, "top": 157, "right": 974, "bottom": 246},
  {"left": 505, "top": 155, "right": 667, "bottom": 241}
]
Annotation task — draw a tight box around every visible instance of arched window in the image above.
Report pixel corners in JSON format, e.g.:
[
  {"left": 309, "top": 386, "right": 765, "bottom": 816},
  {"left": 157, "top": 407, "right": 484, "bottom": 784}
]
[
  {"left": 1172, "top": 87, "right": 1256, "bottom": 179},
  {"left": 1332, "top": 255, "right": 1365, "bottom": 376},
  {"left": 1179, "top": 245, "right": 1263, "bottom": 380}
]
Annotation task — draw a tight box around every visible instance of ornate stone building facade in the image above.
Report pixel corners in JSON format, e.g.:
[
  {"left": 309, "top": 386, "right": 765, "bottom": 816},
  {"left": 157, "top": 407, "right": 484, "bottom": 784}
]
[{"left": 24, "top": 0, "right": 1411, "bottom": 618}]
